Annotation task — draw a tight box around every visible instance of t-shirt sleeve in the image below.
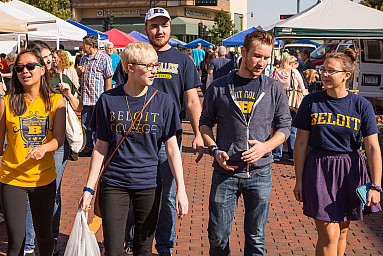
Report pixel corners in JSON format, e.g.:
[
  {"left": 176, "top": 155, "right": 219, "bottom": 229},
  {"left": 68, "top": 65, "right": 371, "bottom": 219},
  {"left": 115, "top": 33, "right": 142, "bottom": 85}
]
[
  {"left": 62, "top": 74, "right": 77, "bottom": 95},
  {"left": 199, "top": 83, "right": 217, "bottom": 128},
  {"left": 292, "top": 95, "right": 312, "bottom": 131},
  {"left": 183, "top": 54, "right": 202, "bottom": 91},
  {"left": 360, "top": 99, "right": 379, "bottom": 137},
  {"left": 103, "top": 55, "right": 114, "bottom": 79},
  {"left": 230, "top": 60, "right": 235, "bottom": 70},
  {"left": 162, "top": 97, "right": 182, "bottom": 142},
  {"left": 90, "top": 95, "right": 109, "bottom": 142},
  {"left": 113, "top": 61, "right": 128, "bottom": 86},
  {"left": 208, "top": 61, "right": 214, "bottom": 71}
]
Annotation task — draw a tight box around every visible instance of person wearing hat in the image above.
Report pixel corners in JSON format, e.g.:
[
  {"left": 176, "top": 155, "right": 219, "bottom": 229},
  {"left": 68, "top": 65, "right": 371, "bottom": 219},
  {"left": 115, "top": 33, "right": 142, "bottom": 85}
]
[
  {"left": 112, "top": 7, "right": 204, "bottom": 256},
  {"left": 281, "top": 48, "right": 289, "bottom": 59}
]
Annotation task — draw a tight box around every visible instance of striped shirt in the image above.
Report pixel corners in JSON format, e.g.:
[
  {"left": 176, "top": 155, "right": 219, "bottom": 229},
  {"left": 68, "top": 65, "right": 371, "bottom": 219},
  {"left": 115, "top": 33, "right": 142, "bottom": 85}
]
[{"left": 79, "top": 50, "right": 113, "bottom": 106}]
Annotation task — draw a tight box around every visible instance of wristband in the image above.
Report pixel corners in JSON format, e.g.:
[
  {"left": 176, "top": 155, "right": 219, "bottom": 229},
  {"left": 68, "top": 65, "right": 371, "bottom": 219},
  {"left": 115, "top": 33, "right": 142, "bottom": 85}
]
[
  {"left": 370, "top": 184, "right": 383, "bottom": 193},
  {"left": 83, "top": 186, "right": 95, "bottom": 195},
  {"left": 213, "top": 149, "right": 219, "bottom": 158},
  {"left": 208, "top": 144, "right": 218, "bottom": 156}
]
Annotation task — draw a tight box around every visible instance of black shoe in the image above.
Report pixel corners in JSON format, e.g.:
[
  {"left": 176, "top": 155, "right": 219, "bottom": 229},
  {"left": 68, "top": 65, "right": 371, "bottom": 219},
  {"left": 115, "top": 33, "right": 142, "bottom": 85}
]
[
  {"left": 78, "top": 149, "right": 92, "bottom": 157},
  {"left": 68, "top": 151, "right": 79, "bottom": 161},
  {"left": 53, "top": 239, "right": 59, "bottom": 256}
]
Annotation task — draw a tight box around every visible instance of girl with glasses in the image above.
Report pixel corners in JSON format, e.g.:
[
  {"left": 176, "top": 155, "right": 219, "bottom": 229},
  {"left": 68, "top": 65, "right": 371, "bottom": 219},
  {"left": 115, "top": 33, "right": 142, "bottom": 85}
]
[
  {"left": 79, "top": 42, "right": 188, "bottom": 256},
  {"left": 0, "top": 49, "right": 65, "bottom": 255},
  {"left": 293, "top": 49, "right": 382, "bottom": 255}
]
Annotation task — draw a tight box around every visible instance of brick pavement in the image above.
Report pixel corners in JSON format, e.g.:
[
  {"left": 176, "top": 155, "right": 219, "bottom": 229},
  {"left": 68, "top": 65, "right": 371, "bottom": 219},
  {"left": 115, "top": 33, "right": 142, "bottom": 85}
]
[{"left": 0, "top": 102, "right": 382, "bottom": 255}]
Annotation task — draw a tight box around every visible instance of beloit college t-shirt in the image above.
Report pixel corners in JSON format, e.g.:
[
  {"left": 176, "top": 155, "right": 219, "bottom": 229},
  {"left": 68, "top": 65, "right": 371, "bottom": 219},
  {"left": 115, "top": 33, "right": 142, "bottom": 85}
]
[{"left": 91, "top": 85, "right": 182, "bottom": 189}]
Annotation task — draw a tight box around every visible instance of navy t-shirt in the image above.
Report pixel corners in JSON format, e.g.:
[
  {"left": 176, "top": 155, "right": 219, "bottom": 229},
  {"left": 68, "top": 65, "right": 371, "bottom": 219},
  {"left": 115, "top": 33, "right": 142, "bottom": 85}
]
[
  {"left": 209, "top": 58, "right": 236, "bottom": 80},
  {"left": 113, "top": 47, "right": 201, "bottom": 117},
  {"left": 90, "top": 85, "right": 182, "bottom": 189},
  {"left": 292, "top": 90, "right": 379, "bottom": 152},
  {"left": 233, "top": 73, "right": 261, "bottom": 121}
]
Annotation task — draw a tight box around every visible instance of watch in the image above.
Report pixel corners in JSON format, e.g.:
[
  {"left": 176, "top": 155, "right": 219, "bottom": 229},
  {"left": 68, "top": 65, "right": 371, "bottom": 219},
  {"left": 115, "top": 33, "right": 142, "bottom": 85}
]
[{"left": 208, "top": 145, "right": 218, "bottom": 156}]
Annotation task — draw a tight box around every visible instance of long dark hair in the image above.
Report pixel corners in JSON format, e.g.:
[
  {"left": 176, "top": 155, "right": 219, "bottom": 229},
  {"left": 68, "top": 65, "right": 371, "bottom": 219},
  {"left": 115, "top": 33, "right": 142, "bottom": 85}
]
[{"left": 9, "top": 49, "right": 54, "bottom": 116}]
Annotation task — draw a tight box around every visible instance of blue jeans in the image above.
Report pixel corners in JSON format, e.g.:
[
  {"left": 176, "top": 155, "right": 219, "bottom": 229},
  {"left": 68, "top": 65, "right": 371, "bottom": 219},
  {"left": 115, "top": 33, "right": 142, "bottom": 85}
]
[
  {"left": 272, "top": 126, "right": 297, "bottom": 159},
  {"left": 25, "top": 144, "right": 69, "bottom": 251},
  {"left": 154, "top": 137, "right": 182, "bottom": 253},
  {"left": 81, "top": 105, "right": 95, "bottom": 151},
  {"left": 208, "top": 165, "right": 272, "bottom": 256}
]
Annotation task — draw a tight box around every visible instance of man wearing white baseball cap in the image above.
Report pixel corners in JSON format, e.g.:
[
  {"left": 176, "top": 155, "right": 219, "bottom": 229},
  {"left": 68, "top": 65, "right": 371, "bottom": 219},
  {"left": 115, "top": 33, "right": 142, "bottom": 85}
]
[{"left": 113, "top": 7, "right": 204, "bottom": 256}]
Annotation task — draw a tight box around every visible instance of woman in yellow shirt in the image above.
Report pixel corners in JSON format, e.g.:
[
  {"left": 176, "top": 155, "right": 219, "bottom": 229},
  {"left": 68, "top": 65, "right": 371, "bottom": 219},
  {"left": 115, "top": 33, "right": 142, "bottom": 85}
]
[{"left": 0, "top": 49, "right": 65, "bottom": 256}]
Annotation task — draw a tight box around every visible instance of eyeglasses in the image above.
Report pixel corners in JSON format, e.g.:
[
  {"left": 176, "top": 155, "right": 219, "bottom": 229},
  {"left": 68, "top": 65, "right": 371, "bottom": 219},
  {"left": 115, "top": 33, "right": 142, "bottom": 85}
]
[
  {"left": 14, "top": 62, "right": 43, "bottom": 73},
  {"left": 132, "top": 63, "right": 161, "bottom": 71},
  {"left": 319, "top": 68, "right": 347, "bottom": 75}
]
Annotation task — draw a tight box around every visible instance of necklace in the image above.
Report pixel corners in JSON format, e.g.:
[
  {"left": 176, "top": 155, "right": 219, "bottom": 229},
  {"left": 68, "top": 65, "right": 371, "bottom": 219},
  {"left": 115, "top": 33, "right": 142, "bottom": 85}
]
[
  {"left": 125, "top": 89, "right": 148, "bottom": 132},
  {"left": 25, "top": 93, "right": 38, "bottom": 103}
]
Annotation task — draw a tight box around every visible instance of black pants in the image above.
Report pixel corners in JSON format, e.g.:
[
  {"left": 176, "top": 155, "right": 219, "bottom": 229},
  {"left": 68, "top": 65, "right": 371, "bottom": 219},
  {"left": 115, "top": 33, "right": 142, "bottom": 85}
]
[
  {"left": 100, "top": 182, "right": 162, "bottom": 256},
  {"left": 0, "top": 181, "right": 56, "bottom": 256}
]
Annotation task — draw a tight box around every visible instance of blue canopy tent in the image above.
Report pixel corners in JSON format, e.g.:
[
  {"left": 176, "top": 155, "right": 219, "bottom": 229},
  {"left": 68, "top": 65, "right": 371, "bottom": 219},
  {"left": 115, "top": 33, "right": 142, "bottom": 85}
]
[
  {"left": 185, "top": 38, "right": 214, "bottom": 48},
  {"left": 66, "top": 20, "right": 108, "bottom": 40},
  {"left": 289, "top": 40, "right": 320, "bottom": 47},
  {"left": 275, "top": 40, "right": 285, "bottom": 46},
  {"left": 222, "top": 26, "right": 263, "bottom": 46},
  {"left": 169, "top": 38, "right": 187, "bottom": 48},
  {"left": 129, "top": 30, "right": 149, "bottom": 43}
]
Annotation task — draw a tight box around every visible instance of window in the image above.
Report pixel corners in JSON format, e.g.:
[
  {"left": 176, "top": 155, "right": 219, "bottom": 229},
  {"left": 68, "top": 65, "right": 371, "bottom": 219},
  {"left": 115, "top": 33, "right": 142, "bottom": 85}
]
[{"left": 361, "top": 40, "right": 383, "bottom": 63}]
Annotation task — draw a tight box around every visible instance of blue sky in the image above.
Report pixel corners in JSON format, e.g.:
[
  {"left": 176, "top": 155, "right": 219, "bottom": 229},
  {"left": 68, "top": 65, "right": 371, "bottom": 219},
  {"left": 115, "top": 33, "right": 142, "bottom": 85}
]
[{"left": 247, "top": 0, "right": 362, "bottom": 29}]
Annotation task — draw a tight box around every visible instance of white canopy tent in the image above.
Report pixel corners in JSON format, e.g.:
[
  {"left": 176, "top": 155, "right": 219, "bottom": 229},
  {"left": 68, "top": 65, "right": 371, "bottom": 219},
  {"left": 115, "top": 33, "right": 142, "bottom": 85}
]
[
  {"left": 269, "top": 0, "right": 383, "bottom": 39},
  {"left": 0, "top": 0, "right": 86, "bottom": 49}
]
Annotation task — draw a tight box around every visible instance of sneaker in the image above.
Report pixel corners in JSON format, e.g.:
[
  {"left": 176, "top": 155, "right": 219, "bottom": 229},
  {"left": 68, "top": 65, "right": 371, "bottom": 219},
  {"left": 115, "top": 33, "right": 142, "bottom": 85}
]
[
  {"left": 78, "top": 149, "right": 92, "bottom": 157},
  {"left": 288, "top": 158, "right": 294, "bottom": 162},
  {"left": 158, "top": 253, "right": 172, "bottom": 256},
  {"left": 24, "top": 251, "right": 35, "bottom": 256},
  {"left": 124, "top": 246, "right": 133, "bottom": 255},
  {"left": 68, "top": 151, "right": 79, "bottom": 161},
  {"left": 53, "top": 239, "right": 59, "bottom": 256},
  {"left": 274, "top": 157, "right": 281, "bottom": 162}
]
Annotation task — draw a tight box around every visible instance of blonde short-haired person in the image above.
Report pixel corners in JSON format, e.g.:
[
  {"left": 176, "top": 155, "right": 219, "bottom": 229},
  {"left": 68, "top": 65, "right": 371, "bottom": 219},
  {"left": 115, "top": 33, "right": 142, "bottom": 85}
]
[{"left": 79, "top": 42, "right": 188, "bottom": 256}]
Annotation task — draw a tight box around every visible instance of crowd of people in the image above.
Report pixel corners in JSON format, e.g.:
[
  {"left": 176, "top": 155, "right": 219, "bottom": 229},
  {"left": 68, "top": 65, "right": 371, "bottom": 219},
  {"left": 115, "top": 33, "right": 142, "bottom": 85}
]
[{"left": 0, "top": 6, "right": 380, "bottom": 256}]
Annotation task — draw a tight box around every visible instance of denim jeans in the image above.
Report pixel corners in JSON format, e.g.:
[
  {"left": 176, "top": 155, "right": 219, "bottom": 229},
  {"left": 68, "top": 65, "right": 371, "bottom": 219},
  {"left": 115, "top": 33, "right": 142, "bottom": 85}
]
[
  {"left": 208, "top": 165, "right": 272, "bottom": 256},
  {"left": 24, "top": 144, "right": 69, "bottom": 251},
  {"left": 154, "top": 137, "right": 182, "bottom": 253},
  {"left": 81, "top": 105, "right": 95, "bottom": 151},
  {"left": 272, "top": 126, "right": 297, "bottom": 159}
]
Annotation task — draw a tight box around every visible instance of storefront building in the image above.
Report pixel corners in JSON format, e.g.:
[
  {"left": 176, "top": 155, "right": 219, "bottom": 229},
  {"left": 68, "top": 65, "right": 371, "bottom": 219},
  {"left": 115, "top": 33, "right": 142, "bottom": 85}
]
[{"left": 72, "top": 0, "right": 247, "bottom": 43}]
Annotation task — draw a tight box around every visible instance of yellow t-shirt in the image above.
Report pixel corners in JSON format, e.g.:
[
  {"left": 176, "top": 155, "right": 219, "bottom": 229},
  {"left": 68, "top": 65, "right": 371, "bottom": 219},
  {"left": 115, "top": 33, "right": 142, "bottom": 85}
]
[{"left": 0, "top": 93, "right": 62, "bottom": 187}]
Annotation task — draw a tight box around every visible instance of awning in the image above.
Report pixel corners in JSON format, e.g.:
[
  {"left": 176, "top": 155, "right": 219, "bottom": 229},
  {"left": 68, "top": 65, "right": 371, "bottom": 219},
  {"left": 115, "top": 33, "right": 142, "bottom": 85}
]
[
  {"left": 66, "top": 20, "right": 108, "bottom": 40},
  {"left": 171, "top": 17, "right": 215, "bottom": 36}
]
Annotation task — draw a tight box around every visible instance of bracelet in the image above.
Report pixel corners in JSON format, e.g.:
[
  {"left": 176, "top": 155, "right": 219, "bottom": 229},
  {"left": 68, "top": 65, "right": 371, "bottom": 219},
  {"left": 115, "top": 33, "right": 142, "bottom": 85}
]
[
  {"left": 83, "top": 186, "right": 95, "bottom": 195},
  {"left": 370, "top": 184, "right": 383, "bottom": 193},
  {"left": 213, "top": 149, "right": 219, "bottom": 158}
]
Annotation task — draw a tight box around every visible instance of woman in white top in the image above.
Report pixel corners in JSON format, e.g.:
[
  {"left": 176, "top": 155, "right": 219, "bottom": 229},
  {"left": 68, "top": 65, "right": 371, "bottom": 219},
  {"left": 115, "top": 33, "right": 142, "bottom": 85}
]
[{"left": 272, "top": 54, "right": 308, "bottom": 161}]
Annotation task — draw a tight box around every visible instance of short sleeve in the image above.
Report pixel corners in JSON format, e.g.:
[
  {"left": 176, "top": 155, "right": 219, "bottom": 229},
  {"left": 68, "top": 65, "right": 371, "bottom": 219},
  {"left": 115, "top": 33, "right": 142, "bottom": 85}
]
[
  {"left": 208, "top": 61, "right": 214, "bottom": 71},
  {"left": 292, "top": 95, "right": 312, "bottom": 131},
  {"left": 103, "top": 55, "right": 114, "bottom": 80},
  {"left": 230, "top": 60, "right": 235, "bottom": 70},
  {"left": 162, "top": 97, "right": 182, "bottom": 142},
  {"left": 183, "top": 55, "right": 202, "bottom": 91},
  {"left": 113, "top": 61, "right": 129, "bottom": 86},
  {"left": 90, "top": 95, "right": 109, "bottom": 142},
  {"left": 360, "top": 99, "right": 379, "bottom": 137}
]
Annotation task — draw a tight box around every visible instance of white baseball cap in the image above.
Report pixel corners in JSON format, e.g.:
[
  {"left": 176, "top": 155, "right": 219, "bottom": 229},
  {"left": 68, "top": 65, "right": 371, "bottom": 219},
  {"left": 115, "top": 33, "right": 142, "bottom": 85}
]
[{"left": 145, "top": 7, "right": 171, "bottom": 22}]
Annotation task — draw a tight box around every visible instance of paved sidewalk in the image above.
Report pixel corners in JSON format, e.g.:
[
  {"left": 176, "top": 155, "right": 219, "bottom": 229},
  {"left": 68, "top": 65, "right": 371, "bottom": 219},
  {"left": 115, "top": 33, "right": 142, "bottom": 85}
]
[{"left": 0, "top": 110, "right": 382, "bottom": 255}]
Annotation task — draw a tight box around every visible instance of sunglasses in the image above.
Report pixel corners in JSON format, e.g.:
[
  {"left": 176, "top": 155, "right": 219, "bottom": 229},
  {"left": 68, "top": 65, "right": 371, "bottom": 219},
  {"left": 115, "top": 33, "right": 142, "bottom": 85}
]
[{"left": 14, "top": 62, "right": 43, "bottom": 73}]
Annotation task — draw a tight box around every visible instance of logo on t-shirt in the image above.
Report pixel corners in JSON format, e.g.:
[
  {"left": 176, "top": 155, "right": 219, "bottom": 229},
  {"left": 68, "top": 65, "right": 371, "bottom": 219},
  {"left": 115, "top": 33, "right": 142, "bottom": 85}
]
[
  {"left": 14, "top": 111, "right": 51, "bottom": 148},
  {"left": 234, "top": 90, "right": 257, "bottom": 114},
  {"left": 155, "top": 62, "right": 179, "bottom": 80},
  {"left": 311, "top": 112, "right": 360, "bottom": 130},
  {"left": 109, "top": 110, "right": 160, "bottom": 134}
]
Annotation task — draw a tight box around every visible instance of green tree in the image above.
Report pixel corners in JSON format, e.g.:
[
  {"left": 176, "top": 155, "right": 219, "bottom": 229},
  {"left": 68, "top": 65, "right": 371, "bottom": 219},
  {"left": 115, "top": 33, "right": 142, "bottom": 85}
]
[
  {"left": 210, "top": 10, "right": 237, "bottom": 46},
  {"left": 1, "top": 0, "right": 75, "bottom": 20},
  {"left": 359, "top": 0, "right": 383, "bottom": 11}
]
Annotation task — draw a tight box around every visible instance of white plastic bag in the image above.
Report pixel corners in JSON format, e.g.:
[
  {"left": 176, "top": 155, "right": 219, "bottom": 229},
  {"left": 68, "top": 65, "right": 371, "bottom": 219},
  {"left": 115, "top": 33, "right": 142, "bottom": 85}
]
[{"left": 64, "top": 209, "right": 101, "bottom": 256}]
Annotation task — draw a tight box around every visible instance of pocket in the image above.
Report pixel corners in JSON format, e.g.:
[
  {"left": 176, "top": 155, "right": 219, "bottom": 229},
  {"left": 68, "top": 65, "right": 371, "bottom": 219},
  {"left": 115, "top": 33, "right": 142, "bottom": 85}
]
[{"left": 255, "top": 166, "right": 271, "bottom": 177}]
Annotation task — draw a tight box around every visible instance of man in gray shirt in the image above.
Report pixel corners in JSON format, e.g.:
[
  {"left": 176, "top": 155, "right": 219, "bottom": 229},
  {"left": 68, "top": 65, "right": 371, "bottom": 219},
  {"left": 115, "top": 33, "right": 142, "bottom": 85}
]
[{"left": 208, "top": 46, "right": 235, "bottom": 80}]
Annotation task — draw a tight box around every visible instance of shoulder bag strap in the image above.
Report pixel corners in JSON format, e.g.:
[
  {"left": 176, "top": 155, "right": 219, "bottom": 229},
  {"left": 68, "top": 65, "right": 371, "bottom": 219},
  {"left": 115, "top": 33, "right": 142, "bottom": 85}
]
[{"left": 95, "top": 89, "right": 159, "bottom": 182}]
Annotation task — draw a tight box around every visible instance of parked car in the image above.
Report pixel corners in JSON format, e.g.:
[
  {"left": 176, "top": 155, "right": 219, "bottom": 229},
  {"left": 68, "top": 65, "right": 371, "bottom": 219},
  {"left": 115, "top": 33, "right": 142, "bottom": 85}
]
[
  {"left": 310, "top": 42, "right": 354, "bottom": 68},
  {"left": 284, "top": 43, "right": 317, "bottom": 58}
]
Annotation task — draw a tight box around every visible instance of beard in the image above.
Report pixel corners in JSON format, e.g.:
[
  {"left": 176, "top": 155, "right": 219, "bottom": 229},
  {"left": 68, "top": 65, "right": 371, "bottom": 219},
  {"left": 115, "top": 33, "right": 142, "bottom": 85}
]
[
  {"left": 148, "top": 36, "right": 169, "bottom": 49},
  {"left": 244, "top": 58, "right": 264, "bottom": 77}
]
